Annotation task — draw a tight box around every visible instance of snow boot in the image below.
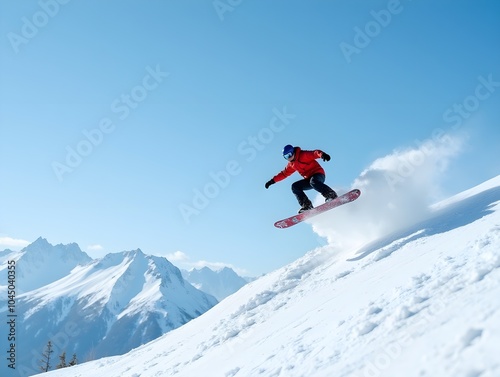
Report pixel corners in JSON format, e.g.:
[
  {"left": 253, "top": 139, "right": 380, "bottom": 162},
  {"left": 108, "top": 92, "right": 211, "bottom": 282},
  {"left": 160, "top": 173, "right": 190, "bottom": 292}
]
[
  {"left": 298, "top": 199, "right": 314, "bottom": 214},
  {"left": 324, "top": 190, "right": 338, "bottom": 203}
]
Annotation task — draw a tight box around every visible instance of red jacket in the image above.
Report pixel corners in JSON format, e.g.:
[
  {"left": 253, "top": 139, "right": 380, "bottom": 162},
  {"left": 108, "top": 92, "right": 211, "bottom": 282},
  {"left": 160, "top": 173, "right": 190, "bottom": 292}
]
[{"left": 273, "top": 147, "right": 325, "bottom": 182}]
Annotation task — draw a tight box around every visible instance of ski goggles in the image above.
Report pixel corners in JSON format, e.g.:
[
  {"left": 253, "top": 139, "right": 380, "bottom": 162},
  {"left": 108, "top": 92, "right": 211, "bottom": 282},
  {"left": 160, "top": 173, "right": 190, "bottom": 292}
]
[{"left": 283, "top": 151, "right": 294, "bottom": 160}]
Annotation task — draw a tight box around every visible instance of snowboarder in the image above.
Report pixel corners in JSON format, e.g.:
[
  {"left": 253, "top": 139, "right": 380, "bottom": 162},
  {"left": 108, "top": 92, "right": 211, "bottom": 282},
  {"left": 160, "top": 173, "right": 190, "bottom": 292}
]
[{"left": 265, "top": 145, "right": 337, "bottom": 213}]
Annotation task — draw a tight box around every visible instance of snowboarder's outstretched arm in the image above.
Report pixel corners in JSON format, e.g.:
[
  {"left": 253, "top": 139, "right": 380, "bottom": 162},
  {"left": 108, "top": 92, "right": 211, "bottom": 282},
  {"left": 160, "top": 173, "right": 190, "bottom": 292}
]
[
  {"left": 305, "top": 149, "right": 330, "bottom": 161},
  {"left": 265, "top": 163, "right": 296, "bottom": 189},
  {"left": 272, "top": 164, "right": 296, "bottom": 183},
  {"left": 265, "top": 179, "right": 275, "bottom": 189}
]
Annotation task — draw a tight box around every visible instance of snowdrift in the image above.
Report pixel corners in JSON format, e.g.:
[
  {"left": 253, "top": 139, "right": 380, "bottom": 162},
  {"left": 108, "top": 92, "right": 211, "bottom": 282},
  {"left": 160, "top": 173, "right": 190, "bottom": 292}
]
[{"left": 44, "top": 175, "right": 500, "bottom": 377}]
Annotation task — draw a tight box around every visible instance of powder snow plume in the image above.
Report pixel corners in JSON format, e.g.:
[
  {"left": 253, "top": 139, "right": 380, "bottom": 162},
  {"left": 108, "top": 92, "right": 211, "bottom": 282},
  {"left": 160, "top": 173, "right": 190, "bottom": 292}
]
[{"left": 309, "top": 134, "right": 464, "bottom": 252}]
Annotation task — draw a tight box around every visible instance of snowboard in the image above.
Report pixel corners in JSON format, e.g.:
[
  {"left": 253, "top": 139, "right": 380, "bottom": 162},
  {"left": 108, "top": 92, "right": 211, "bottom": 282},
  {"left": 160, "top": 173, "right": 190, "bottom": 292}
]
[{"left": 274, "top": 189, "right": 361, "bottom": 229}]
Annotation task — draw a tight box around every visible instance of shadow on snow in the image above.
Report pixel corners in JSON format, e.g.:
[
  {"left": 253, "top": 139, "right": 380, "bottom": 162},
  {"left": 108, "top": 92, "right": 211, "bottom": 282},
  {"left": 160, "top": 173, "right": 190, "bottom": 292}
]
[{"left": 348, "top": 186, "right": 500, "bottom": 261}]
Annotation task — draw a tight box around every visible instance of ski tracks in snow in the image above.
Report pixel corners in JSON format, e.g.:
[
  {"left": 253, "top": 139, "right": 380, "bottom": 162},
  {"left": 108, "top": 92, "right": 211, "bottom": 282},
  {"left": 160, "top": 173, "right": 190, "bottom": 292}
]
[
  {"left": 185, "top": 247, "right": 338, "bottom": 373},
  {"left": 338, "top": 218, "right": 500, "bottom": 377}
]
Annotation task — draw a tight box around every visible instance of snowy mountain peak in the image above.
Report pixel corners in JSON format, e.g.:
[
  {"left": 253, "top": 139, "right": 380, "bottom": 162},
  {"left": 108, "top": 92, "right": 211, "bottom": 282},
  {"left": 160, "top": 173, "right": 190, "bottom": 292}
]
[
  {"left": 183, "top": 266, "right": 248, "bottom": 301},
  {"left": 21, "top": 237, "right": 88, "bottom": 261},
  {"left": 123, "top": 248, "right": 144, "bottom": 258},
  {"left": 26, "top": 236, "right": 50, "bottom": 249},
  {"left": 9, "top": 238, "right": 92, "bottom": 293},
  {"left": 93, "top": 248, "right": 144, "bottom": 269}
]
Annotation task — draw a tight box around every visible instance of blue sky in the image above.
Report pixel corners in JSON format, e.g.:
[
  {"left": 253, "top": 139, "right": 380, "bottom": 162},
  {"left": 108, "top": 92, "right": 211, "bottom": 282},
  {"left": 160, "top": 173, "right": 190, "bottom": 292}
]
[{"left": 1, "top": 0, "right": 499, "bottom": 276}]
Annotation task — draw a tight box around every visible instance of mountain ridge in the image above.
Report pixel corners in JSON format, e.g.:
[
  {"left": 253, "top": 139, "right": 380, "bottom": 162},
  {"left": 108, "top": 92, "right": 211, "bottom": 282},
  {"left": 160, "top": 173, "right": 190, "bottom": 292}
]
[
  {"left": 182, "top": 265, "right": 248, "bottom": 301},
  {"left": 0, "top": 242, "right": 218, "bottom": 377},
  {"left": 0, "top": 237, "right": 92, "bottom": 296}
]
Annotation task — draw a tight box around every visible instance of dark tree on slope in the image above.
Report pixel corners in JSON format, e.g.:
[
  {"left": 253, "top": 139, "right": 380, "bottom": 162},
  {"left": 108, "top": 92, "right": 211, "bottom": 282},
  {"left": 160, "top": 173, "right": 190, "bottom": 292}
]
[
  {"left": 68, "top": 353, "right": 78, "bottom": 366},
  {"left": 56, "top": 352, "right": 67, "bottom": 369},
  {"left": 39, "top": 341, "right": 54, "bottom": 372}
]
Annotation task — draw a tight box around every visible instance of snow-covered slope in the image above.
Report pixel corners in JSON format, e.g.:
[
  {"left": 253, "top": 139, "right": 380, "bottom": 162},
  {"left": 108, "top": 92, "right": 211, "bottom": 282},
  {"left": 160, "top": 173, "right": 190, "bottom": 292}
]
[
  {"left": 182, "top": 266, "right": 248, "bottom": 301},
  {"left": 44, "top": 175, "right": 500, "bottom": 377}
]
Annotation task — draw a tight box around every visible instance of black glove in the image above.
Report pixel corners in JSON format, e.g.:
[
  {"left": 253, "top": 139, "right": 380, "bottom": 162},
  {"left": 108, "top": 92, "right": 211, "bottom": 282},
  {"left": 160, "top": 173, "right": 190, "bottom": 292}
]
[
  {"left": 321, "top": 152, "right": 331, "bottom": 162},
  {"left": 265, "top": 179, "right": 275, "bottom": 189}
]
